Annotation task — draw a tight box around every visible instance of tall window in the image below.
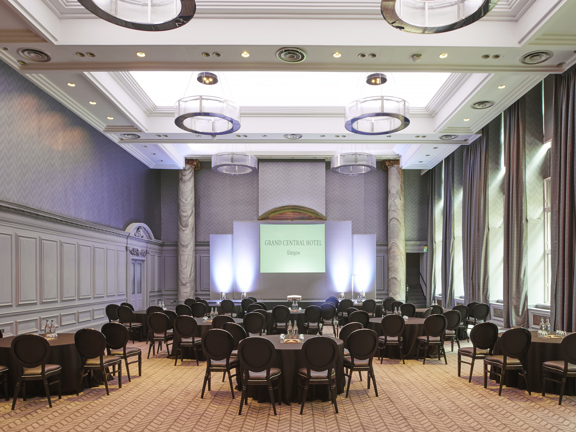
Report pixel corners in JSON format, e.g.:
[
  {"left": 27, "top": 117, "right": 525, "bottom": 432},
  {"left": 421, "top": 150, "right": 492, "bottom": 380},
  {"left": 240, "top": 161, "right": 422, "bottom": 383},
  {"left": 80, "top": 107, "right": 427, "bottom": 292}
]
[{"left": 544, "top": 177, "right": 551, "bottom": 303}]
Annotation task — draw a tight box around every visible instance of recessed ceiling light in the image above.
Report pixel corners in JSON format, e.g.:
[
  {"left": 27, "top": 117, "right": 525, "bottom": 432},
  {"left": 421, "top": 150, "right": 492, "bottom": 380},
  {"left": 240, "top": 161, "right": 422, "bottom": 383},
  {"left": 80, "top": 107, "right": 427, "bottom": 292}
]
[
  {"left": 212, "top": 52, "right": 221, "bottom": 57},
  {"left": 86, "top": 52, "right": 96, "bottom": 58},
  {"left": 472, "top": 100, "right": 495, "bottom": 110},
  {"left": 284, "top": 134, "right": 302, "bottom": 140},
  {"left": 262, "top": 135, "right": 267, "bottom": 137},
  {"left": 422, "top": 136, "right": 426, "bottom": 138},
  {"left": 416, "top": 135, "right": 420, "bottom": 138},
  {"left": 159, "top": 160, "right": 163, "bottom": 162},
  {"left": 156, "top": 134, "right": 162, "bottom": 137},
  {"left": 143, "top": 145, "right": 147, "bottom": 148},
  {"left": 195, "top": 134, "right": 201, "bottom": 137},
  {"left": 107, "top": 116, "right": 114, "bottom": 120},
  {"left": 498, "top": 85, "right": 506, "bottom": 89},
  {"left": 67, "top": 82, "right": 75, "bottom": 87},
  {"left": 419, "top": 161, "right": 423, "bottom": 163},
  {"left": 433, "top": 147, "right": 438, "bottom": 149},
  {"left": 136, "top": 52, "right": 146, "bottom": 58},
  {"left": 75, "top": 52, "right": 85, "bottom": 58},
  {"left": 426, "top": 154, "right": 430, "bottom": 156},
  {"left": 464, "top": 118, "right": 470, "bottom": 122},
  {"left": 121, "top": 133, "right": 140, "bottom": 139},
  {"left": 333, "top": 52, "right": 342, "bottom": 58},
  {"left": 241, "top": 51, "right": 250, "bottom": 58},
  {"left": 320, "top": 135, "right": 325, "bottom": 137},
  {"left": 152, "top": 153, "right": 156, "bottom": 155},
  {"left": 89, "top": 101, "right": 96, "bottom": 105},
  {"left": 439, "top": 53, "right": 449, "bottom": 59},
  {"left": 482, "top": 54, "right": 490, "bottom": 59},
  {"left": 492, "top": 54, "right": 500, "bottom": 59},
  {"left": 440, "top": 135, "right": 458, "bottom": 140}
]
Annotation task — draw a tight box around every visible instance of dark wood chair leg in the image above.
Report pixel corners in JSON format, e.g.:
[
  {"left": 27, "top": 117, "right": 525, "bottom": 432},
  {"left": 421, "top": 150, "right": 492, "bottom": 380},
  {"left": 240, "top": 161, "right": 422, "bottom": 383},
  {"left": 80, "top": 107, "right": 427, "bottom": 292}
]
[
  {"left": 125, "top": 358, "right": 131, "bottom": 382},
  {"left": 201, "top": 370, "right": 209, "bottom": 398},
  {"left": 102, "top": 366, "right": 110, "bottom": 395},
  {"left": 227, "top": 369, "right": 235, "bottom": 399},
  {"left": 345, "top": 371, "right": 352, "bottom": 398},
  {"left": 469, "top": 357, "right": 475, "bottom": 383},
  {"left": 118, "top": 363, "right": 122, "bottom": 389},
  {"left": 12, "top": 379, "right": 21, "bottom": 410},
  {"left": 542, "top": 371, "right": 547, "bottom": 396},
  {"left": 43, "top": 376, "right": 52, "bottom": 408},
  {"left": 522, "top": 369, "right": 530, "bottom": 395},
  {"left": 371, "top": 369, "right": 378, "bottom": 397},
  {"left": 559, "top": 376, "right": 566, "bottom": 405},
  {"left": 399, "top": 344, "right": 405, "bottom": 364},
  {"left": 498, "top": 368, "right": 505, "bottom": 396},
  {"left": 267, "top": 380, "right": 277, "bottom": 415},
  {"left": 483, "top": 363, "right": 488, "bottom": 388},
  {"left": 300, "top": 380, "right": 309, "bottom": 414}
]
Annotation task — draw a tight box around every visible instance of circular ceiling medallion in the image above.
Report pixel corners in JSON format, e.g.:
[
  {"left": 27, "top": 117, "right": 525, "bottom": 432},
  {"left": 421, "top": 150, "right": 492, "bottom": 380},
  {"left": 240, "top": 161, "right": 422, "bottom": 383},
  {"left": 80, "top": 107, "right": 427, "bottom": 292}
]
[
  {"left": 17, "top": 48, "right": 51, "bottom": 62},
  {"left": 276, "top": 47, "right": 306, "bottom": 63},
  {"left": 440, "top": 135, "right": 458, "bottom": 140},
  {"left": 121, "top": 133, "right": 141, "bottom": 139},
  {"left": 471, "top": 100, "right": 495, "bottom": 109},
  {"left": 284, "top": 134, "right": 302, "bottom": 140},
  {"left": 521, "top": 50, "right": 553, "bottom": 65}
]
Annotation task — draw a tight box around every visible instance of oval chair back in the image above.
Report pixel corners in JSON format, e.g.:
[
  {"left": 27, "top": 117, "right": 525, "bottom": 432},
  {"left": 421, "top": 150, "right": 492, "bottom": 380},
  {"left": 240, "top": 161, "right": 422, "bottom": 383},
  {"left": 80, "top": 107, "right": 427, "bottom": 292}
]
[
  {"left": 174, "top": 315, "right": 198, "bottom": 339},
  {"left": 184, "top": 298, "right": 196, "bottom": 307},
  {"left": 347, "top": 307, "right": 359, "bottom": 317},
  {"left": 422, "top": 307, "right": 432, "bottom": 318},
  {"left": 423, "top": 314, "right": 448, "bottom": 337},
  {"left": 272, "top": 305, "right": 291, "bottom": 323},
  {"left": 470, "top": 322, "right": 499, "bottom": 351},
  {"left": 201, "top": 328, "right": 234, "bottom": 362},
  {"left": 148, "top": 312, "right": 170, "bottom": 336},
  {"left": 247, "top": 303, "right": 264, "bottom": 312},
  {"left": 430, "top": 305, "right": 444, "bottom": 315},
  {"left": 444, "top": 310, "right": 462, "bottom": 331},
  {"left": 304, "top": 305, "right": 322, "bottom": 323},
  {"left": 467, "top": 302, "right": 480, "bottom": 318},
  {"left": 101, "top": 322, "right": 130, "bottom": 350},
  {"left": 338, "top": 299, "right": 353, "bottom": 315},
  {"left": 106, "top": 304, "right": 119, "bottom": 322},
  {"left": 247, "top": 296, "right": 258, "bottom": 303},
  {"left": 212, "top": 315, "right": 234, "bottom": 329},
  {"left": 561, "top": 333, "right": 576, "bottom": 364},
  {"left": 348, "top": 310, "right": 370, "bottom": 328},
  {"left": 339, "top": 322, "right": 363, "bottom": 349},
  {"left": 381, "top": 314, "right": 405, "bottom": 337},
  {"left": 302, "top": 336, "right": 339, "bottom": 372},
  {"left": 253, "top": 302, "right": 267, "bottom": 310},
  {"left": 473, "top": 303, "right": 490, "bottom": 322},
  {"left": 221, "top": 299, "right": 235, "bottom": 314},
  {"left": 362, "top": 299, "right": 377, "bottom": 314},
  {"left": 321, "top": 303, "right": 337, "bottom": 321},
  {"left": 241, "top": 298, "right": 255, "bottom": 313},
  {"left": 347, "top": 329, "right": 379, "bottom": 360},
  {"left": 499, "top": 327, "right": 531, "bottom": 359},
  {"left": 11, "top": 334, "right": 52, "bottom": 371},
  {"left": 453, "top": 305, "right": 469, "bottom": 323},
  {"left": 117, "top": 305, "right": 136, "bottom": 323},
  {"left": 238, "top": 337, "right": 276, "bottom": 375},
  {"left": 391, "top": 301, "right": 404, "bottom": 312},
  {"left": 383, "top": 297, "right": 396, "bottom": 313},
  {"left": 222, "top": 322, "right": 247, "bottom": 350},
  {"left": 165, "top": 310, "right": 177, "bottom": 330},
  {"left": 120, "top": 302, "right": 134, "bottom": 311},
  {"left": 191, "top": 302, "right": 207, "bottom": 318},
  {"left": 198, "top": 299, "right": 209, "bottom": 309},
  {"left": 400, "top": 303, "right": 416, "bottom": 317},
  {"left": 146, "top": 306, "right": 163, "bottom": 315},
  {"left": 325, "top": 296, "right": 339, "bottom": 307},
  {"left": 75, "top": 328, "right": 107, "bottom": 360},
  {"left": 176, "top": 304, "right": 192, "bottom": 316},
  {"left": 243, "top": 312, "right": 266, "bottom": 335}
]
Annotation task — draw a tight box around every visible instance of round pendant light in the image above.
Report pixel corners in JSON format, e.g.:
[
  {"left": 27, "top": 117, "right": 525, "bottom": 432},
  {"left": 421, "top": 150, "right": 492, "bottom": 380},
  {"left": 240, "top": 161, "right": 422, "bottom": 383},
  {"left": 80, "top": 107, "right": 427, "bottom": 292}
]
[
  {"left": 175, "top": 95, "right": 241, "bottom": 135},
  {"left": 345, "top": 96, "right": 410, "bottom": 135},
  {"left": 78, "top": 0, "right": 196, "bottom": 31},
  {"left": 212, "top": 153, "right": 258, "bottom": 175},
  {"left": 331, "top": 153, "right": 376, "bottom": 175},
  {"left": 381, "top": 0, "right": 499, "bottom": 34}
]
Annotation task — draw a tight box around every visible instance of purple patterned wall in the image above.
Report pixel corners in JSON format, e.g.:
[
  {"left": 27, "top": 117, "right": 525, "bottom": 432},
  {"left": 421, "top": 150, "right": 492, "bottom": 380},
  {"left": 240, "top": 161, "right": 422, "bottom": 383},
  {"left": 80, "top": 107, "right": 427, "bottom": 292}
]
[{"left": 0, "top": 61, "right": 161, "bottom": 235}]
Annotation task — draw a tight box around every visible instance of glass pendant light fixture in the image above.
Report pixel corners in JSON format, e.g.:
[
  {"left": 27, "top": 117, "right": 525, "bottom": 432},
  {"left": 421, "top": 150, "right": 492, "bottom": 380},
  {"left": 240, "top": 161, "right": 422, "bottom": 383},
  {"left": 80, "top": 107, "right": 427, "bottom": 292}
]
[
  {"left": 330, "top": 152, "right": 377, "bottom": 175},
  {"left": 381, "top": 0, "right": 499, "bottom": 34},
  {"left": 175, "top": 72, "right": 241, "bottom": 135},
  {"left": 78, "top": 0, "right": 196, "bottom": 31},
  {"left": 212, "top": 153, "right": 258, "bottom": 175},
  {"left": 345, "top": 73, "right": 410, "bottom": 135}
]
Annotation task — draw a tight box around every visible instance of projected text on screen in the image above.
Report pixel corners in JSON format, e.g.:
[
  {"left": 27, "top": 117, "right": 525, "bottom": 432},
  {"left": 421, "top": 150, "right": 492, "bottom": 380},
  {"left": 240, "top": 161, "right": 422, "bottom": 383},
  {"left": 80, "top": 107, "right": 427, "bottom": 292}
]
[{"left": 260, "top": 224, "right": 326, "bottom": 273}]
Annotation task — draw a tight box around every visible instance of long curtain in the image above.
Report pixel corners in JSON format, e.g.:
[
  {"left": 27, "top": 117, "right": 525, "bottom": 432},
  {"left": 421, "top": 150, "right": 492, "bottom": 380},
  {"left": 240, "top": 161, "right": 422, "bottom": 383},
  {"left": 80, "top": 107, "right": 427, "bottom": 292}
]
[
  {"left": 441, "top": 154, "right": 455, "bottom": 309},
  {"left": 462, "top": 130, "right": 490, "bottom": 304},
  {"left": 503, "top": 100, "right": 528, "bottom": 328},
  {"left": 551, "top": 66, "right": 576, "bottom": 332},
  {"left": 426, "top": 169, "right": 436, "bottom": 305}
]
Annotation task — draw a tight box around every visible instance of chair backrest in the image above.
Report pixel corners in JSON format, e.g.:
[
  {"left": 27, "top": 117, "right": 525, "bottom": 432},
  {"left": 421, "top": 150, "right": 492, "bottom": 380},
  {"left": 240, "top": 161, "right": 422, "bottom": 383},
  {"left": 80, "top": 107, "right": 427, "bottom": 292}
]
[
  {"left": 117, "top": 305, "right": 136, "bottom": 323},
  {"left": 253, "top": 309, "right": 268, "bottom": 326},
  {"left": 202, "top": 328, "right": 234, "bottom": 361},
  {"left": 391, "top": 301, "right": 404, "bottom": 311},
  {"left": 339, "top": 322, "right": 363, "bottom": 348},
  {"left": 423, "top": 314, "right": 448, "bottom": 337},
  {"left": 320, "top": 303, "right": 337, "bottom": 321},
  {"left": 381, "top": 314, "right": 405, "bottom": 337},
  {"left": 165, "top": 310, "right": 177, "bottom": 329},
  {"left": 222, "top": 322, "right": 247, "bottom": 349},
  {"left": 348, "top": 310, "right": 370, "bottom": 328},
  {"left": 254, "top": 302, "right": 268, "bottom": 311},
  {"left": 241, "top": 298, "right": 255, "bottom": 312},
  {"left": 304, "top": 305, "right": 322, "bottom": 323},
  {"left": 347, "top": 329, "right": 379, "bottom": 360},
  {"left": 174, "top": 316, "right": 198, "bottom": 339},
  {"left": 184, "top": 298, "right": 196, "bottom": 307},
  {"left": 221, "top": 299, "right": 235, "bottom": 314},
  {"left": 338, "top": 299, "right": 353, "bottom": 313},
  {"left": 75, "top": 328, "right": 107, "bottom": 360},
  {"left": 473, "top": 303, "right": 490, "bottom": 321},
  {"left": 444, "top": 310, "right": 462, "bottom": 331},
  {"left": 238, "top": 337, "right": 276, "bottom": 374},
  {"left": 101, "top": 322, "right": 130, "bottom": 350},
  {"left": 243, "top": 312, "right": 266, "bottom": 335},
  {"left": 247, "top": 303, "right": 264, "bottom": 312},
  {"left": 272, "top": 305, "right": 291, "bottom": 323},
  {"left": 499, "top": 327, "right": 531, "bottom": 359},
  {"left": 400, "top": 303, "right": 416, "bottom": 317},
  {"left": 147, "top": 305, "right": 163, "bottom": 315},
  {"left": 560, "top": 333, "right": 576, "bottom": 365},
  {"left": 248, "top": 296, "right": 258, "bottom": 303},
  {"left": 301, "top": 336, "right": 339, "bottom": 374},
  {"left": 347, "top": 307, "right": 359, "bottom": 316},
  {"left": 11, "top": 334, "right": 51, "bottom": 370},
  {"left": 195, "top": 297, "right": 203, "bottom": 301},
  {"left": 453, "top": 305, "right": 469, "bottom": 322},
  {"left": 430, "top": 305, "right": 444, "bottom": 315},
  {"left": 148, "top": 312, "right": 170, "bottom": 334},
  {"left": 383, "top": 297, "right": 396, "bottom": 312},
  {"left": 191, "top": 302, "right": 207, "bottom": 318},
  {"left": 106, "top": 304, "right": 119, "bottom": 322},
  {"left": 362, "top": 299, "right": 377, "bottom": 313},
  {"left": 120, "top": 302, "right": 134, "bottom": 311},
  {"left": 422, "top": 307, "right": 432, "bottom": 318},
  {"left": 198, "top": 299, "right": 210, "bottom": 309},
  {"left": 470, "top": 322, "right": 499, "bottom": 351},
  {"left": 212, "top": 315, "right": 234, "bottom": 329},
  {"left": 176, "top": 304, "right": 192, "bottom": 316},
  {"left": 467, "top": 302, "right": 480, "bottom": 318}
]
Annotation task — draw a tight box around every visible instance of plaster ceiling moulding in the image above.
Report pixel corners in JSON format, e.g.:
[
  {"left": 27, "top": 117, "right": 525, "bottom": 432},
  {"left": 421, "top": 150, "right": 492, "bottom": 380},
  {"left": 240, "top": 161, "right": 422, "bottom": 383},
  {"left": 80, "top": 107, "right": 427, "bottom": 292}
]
[
  {"left": 276, "top": 47, "right": 307, "bottom": 63},
  {"left": 381, "top": 0, "right": 499, "bottom": 34},
  {"left": 520, "top": 50, "right": 553, "bottom": 65},
  {"left": 17, "top": 48, "right": 51, "bottom": 62},
  {"left": 78, "top": 0, "right": 196, "bottom": 31}
]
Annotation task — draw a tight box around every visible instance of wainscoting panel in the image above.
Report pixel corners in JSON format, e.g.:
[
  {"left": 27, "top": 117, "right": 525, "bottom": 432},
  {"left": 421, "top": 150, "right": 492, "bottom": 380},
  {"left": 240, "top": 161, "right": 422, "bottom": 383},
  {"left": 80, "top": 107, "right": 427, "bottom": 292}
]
[
  {"left": 17, "top": 235, "right": 38, "bottom": 305},
  {"left": 164, "top": 255, "right": 178, "bottom": 292},
  {"left": 60, "top": 311, "right": 77, "bottom": 326},
  {"left": 16, "top": 317, "right": 39, "bottom": 335},
  {"left": 61, "top": 241, "right": 77, "bottom": 301},
  {"left": 78, "top": 309, "right": 92, "bottom": 323},
  {"left": 106, "top": 248, "right": 116, "bottom": 297},
  {"left": 78, "top": 244, "right": 91, "bottom": 299},
  {"left": 117, "top": 251, "right": 127, "bottom": 295},
  {"left": 198, "top": 254, "right": 210, "bottom": 294},
  {"left": 93, "top": 247, "right": 105, "bottom": 298},
  {"left": 0, "top": 232, "right": 13, "bottom": 307},
  {"left": 40, "top": 238, "right": 58, "bottom": 303},
  {"left": 93, "top": 307, "right": 106, "bottom": 320},
  {"left": 0, "top": 321, "right": 15, "bottom": 338}
]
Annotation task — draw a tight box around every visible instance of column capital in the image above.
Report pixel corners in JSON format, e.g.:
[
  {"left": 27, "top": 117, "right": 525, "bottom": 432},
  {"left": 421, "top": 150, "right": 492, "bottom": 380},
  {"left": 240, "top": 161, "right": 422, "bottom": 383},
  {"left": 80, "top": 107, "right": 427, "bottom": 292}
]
[
  {"left": 185, "top": 159, "right": 201, "bottom": 170},
  {"left": 381, "top": 159, "right": 400, "bottom": 170}
]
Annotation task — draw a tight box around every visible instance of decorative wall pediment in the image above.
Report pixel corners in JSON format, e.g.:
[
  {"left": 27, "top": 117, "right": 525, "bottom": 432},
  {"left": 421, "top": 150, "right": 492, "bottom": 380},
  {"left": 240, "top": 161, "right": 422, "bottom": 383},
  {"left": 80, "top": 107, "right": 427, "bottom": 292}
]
[
  {"left": 125, "top": 223, "right": 155, "bottom": 240},
  {"left": 258, "top": 205, "right": 326, "bottom": 221}
]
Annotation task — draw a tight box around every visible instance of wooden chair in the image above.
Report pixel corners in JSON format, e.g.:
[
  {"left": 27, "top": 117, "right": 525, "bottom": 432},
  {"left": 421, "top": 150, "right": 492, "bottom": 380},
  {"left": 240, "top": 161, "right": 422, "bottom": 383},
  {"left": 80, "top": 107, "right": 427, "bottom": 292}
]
[
  {"left": 102, "top": 322, "right": 142, "bottom": 382},
  {"left": 378, "top": 314, "right": 405, "bottom": 364},
  {"left": 344, "top": 329, "right": 379, "bottom": 398},
  {"left": 201, "top": 329, "right": 238, "bottom": 399},
  {"left": 458, "top": 322, "right": 498, "bottom": 382},
  {"left": 173, "top": 316, "right": 202, "bottom": 366},
  {"left": 542, "top": 333, "right": 576, "bottom": 405},
  {"left": 416, "top": 314, "right": 448, "bottom": 364}
]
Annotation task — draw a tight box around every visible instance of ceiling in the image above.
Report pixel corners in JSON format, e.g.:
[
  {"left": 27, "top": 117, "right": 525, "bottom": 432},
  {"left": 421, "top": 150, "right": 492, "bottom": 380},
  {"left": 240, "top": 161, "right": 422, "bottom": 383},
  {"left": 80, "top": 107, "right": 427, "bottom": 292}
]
[{"left": 0, "top": 0, "right": 574, "bottom": 171}]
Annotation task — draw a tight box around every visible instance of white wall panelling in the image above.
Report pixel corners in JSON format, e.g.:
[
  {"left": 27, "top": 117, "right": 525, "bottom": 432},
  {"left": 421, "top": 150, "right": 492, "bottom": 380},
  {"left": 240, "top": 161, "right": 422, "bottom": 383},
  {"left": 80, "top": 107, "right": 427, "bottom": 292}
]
[
  {"left": 78, "top": 309, "right": 92, "bottom": 323},
  {"left": 61, "top": 241, "right": 77, "bottom": 301},
  {"left": 0, "top": 232, "right": 13, "bottom": 307},
  {"left": 93, "top": 247, "right": 105, "bottom": 298},
  {"left": 17, "top": 235, "right": 38, "bottom": 305},
  {"left": 106, "top": 248, "right": 117, "bottom": 297},
  {"left": 40, "top": 238, "right": 59, "bottom": 303},
  {"left": 16, "top": 317, "right": 39, "bottom": 335}
]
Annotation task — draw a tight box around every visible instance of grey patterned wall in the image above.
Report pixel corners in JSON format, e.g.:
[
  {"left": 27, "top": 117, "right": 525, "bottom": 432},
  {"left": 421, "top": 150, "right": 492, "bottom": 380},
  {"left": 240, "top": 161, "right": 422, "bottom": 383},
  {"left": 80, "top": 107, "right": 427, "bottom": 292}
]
[
  {"left": 259, "top": 161, "right": 326, "bottom": 216},
  {"left": 195, "top": 167, "right": 259, "bottom": 242},
  {"left": 160, "top": 170, "right": 179, "bottom": 242},
  {"left": 326, "top": 165, "right": 387, "bottom": 243},
  {"left": 0, "top": 61, "right": 161, "bottom": 235},
  {"left": 404, "top": 169, "right": 428, "bottom": 242}
]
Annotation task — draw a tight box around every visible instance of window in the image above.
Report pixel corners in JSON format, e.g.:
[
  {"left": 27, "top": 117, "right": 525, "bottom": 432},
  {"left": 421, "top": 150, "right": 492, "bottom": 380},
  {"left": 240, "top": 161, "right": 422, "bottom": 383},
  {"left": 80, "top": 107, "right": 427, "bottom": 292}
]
[{"left": 544, "top": 177, "right": 551, "bottom": 303}]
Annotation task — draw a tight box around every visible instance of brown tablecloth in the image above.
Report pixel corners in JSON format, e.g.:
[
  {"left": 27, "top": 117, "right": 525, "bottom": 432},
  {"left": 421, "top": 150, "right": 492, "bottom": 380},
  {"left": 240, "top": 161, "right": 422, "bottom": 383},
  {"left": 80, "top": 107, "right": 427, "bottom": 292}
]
[
  {"left": 369, "top": 317, "right": 426, "bottom": 358},
  {"left": 0, "top": 333, "right": 83, "bottom": 396},
  {"left": 246, "top": 335, "right": 344, "bottom": 404},
  {"left": 492, "top": 330, "right": 575, "bottom": 395}
]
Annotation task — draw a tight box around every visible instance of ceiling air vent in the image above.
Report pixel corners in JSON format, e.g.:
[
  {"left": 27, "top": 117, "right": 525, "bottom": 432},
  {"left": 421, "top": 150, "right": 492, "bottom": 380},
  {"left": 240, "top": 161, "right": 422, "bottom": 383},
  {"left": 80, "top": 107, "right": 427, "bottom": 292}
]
[
  {"left": 521, "top": 50, "right": 553, "bottom": 65},
  {"left": 471, "top": 100, "right": 495, "bottom": 110},
  {"left": 440, "top": 135, "right": 458, "bottom": 140},
  {"left": 284, "top": 134, "right": 302, "bottom": 140},
  {"left": 121, "top": 133, "right": 141, "bottom": 139},
  {"left": 276, "top": 47, "right": 306, "bottom": 63},
  {"left": 17, "top": 48, "right": 51, "bottom": 63}
]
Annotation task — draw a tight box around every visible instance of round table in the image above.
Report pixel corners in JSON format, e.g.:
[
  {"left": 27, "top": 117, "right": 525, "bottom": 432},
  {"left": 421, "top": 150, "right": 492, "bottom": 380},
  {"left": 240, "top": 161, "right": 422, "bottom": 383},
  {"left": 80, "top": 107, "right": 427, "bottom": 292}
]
[
  {"left": 369, "top": 317, "right": 426, "bottom": 358},
  {"left": 173, "top": 317, "right": 243, "bottom": 360},
  {"left": 492, "top": 330, "right": 575, "bottom": 395},
  {"left": 246, "top": 335, "right": 345, "bottom": 404},
  {"left": 0, "top": 333, "right": 83, "bottom": 396}
]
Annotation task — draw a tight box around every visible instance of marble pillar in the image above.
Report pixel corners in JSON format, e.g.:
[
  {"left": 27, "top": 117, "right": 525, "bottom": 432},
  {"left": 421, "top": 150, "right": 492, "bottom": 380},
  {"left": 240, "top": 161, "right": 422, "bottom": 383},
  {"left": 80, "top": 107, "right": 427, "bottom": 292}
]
[
  {"left": 178, "top": 160, "right": 197, "bottom": 303},
  {"left": 387, "top": 162, "right": 406, "bottom": 302}
]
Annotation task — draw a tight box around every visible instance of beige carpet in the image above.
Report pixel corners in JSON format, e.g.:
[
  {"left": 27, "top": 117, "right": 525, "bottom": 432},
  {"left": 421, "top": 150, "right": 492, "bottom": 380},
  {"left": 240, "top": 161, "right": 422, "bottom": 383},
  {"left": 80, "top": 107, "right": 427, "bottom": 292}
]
[{"left": 1, "top": 336, "right": 575, "bottom": 432}]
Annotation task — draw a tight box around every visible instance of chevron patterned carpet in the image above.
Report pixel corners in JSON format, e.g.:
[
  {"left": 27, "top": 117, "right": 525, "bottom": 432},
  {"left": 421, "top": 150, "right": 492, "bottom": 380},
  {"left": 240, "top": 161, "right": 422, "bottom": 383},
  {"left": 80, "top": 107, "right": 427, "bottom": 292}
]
[{"left": 1, "top": 336, "right": 575, "bottom": 432}]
